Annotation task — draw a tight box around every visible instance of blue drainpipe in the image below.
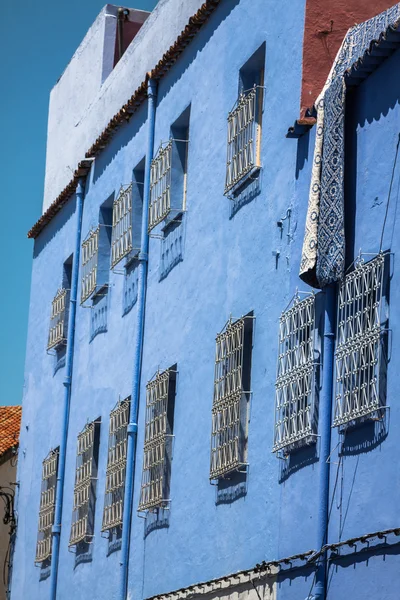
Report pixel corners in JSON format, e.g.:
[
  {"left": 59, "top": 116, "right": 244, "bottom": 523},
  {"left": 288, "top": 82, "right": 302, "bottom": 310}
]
[
  {"left": 119, "top": 76, "right": 158, "bottom": 600},
  {"left": 50, "top": 177, "right": 85, "bottom": 600},
  {"left": 313, "top": 283, "right": 336, "bottom": 600}
]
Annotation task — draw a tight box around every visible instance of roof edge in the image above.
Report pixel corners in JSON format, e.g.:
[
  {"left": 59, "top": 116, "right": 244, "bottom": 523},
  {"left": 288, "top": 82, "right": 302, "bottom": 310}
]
[{"left": 28, "top": 0, "right": 221, "bottom": 239}]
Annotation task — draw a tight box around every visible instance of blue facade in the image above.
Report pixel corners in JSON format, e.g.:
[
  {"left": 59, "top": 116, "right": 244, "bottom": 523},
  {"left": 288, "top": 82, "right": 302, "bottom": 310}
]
[{"left": 11, "top": 2, "right": 400, "bottom": 600}]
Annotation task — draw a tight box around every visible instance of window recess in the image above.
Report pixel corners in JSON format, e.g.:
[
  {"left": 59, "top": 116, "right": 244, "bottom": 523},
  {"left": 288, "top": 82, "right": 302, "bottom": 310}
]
[
  {"left": 111, "top": 184, "right": 134, "bottom": 268},
  {"left": 69, "top": 420, "right": 101, "bottom": 547},
  {"left": 224, "top": 44, "right": 265, "bottom": 197},
  {"left": 81, "top": 227, "right": 100, "bottom": 304},
  {"left": 334, "top": 253, "right": 389, "bottom": 429},
  {"left": 210, "top": 314, "right": 253, "bottom": 481},
  {"left": 35, "top": 449, "right": 59, "bottom": 564},
  {"left": 148, "top": 108, "right": 190, "bottom": 233},
  {"left": 273, "top": 293, "right": 318, "bottom": 455},
  {"left": 102, "top": 397, "right": 130, "bottom": 532},
  {"left": 138, "top": 367, "right": 177, "bottom": 512},
  {"left": 47, "top": 288, "right": 69, "bottom": 350}
]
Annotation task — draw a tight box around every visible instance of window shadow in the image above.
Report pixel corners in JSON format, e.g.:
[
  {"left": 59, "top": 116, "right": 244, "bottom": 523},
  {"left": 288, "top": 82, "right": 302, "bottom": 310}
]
[
  {"left": 339, "top": 416, "right": 389, "bottom": 457},
  {"left": 229, "top": 172, "right": 262, "bottom": 218},
  {"left": 107, "top": 526, "right": 123, "bottom": 556},
  {"left": 74, "top": 540, "right": 94, "bottom": 567},
  {"left": 159, "top": 216, "right": 185, "bottom": 281},
  {"left": 279, "top": 443, "right": 319, "bottom": 484},
  {"left": 143, "top": 507, "right": 170, "bottom": 539},
  {"left": 215, "top": 470, "right": 247, "bottom": 505},
  {"left": 90, "top": 291, "right": 108, "bottom": 341},
  {"left": 39, "top": 558, "right": 51, "bottom": 581}
]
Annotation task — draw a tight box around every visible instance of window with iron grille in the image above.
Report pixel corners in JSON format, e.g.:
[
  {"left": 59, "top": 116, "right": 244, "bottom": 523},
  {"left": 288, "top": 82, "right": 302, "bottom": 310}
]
[
  {"left": 69, "top": 420, "right": 101, "bottom": 547},
  {"left": 47, "top": 289, "right": 69, "bottom": 350},
  {"left": 334, "top": 254, "right": 388, "bottom": 428},
  {"left": 210, "top": 315, "right": 253, "bottom": 480},
  {"left": 224, "top": 45, "right": 265, "bottom": 197},
  {"left": 148, "top": 142, "right": 173, "bottom": 231},
  {"left": 102, "top": 398, "right": 130, "bottom": 531},
  {"left": 35, "top": 449, "right": 59, "bottom": 564},
  {"left": 81, "top": 227, "right": 99, "bottom": 303},
  {"left": 138, "top": 368, "right": 176, "bottom": 512},
  {"left": 273, "top": 295, "right": 318, "bottom": 454},
  {"left": 111, "top": 184, "right": 133, "bottom": 268},
  {"left": 225, "top": 87, "right": 261, "bottom": 195}
]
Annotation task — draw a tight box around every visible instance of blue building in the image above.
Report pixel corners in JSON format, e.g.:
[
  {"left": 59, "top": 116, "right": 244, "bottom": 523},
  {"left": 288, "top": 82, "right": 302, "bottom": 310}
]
[{"left": 11, "top": 2, "right": 400, "bottom": 600}]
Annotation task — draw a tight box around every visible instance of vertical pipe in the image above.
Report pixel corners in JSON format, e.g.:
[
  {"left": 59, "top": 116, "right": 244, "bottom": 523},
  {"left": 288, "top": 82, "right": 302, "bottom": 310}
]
[
  {"left": 119, "top": 77, "right": 157, "bottom": 600},
  {"left": 50, "top": 178, "right": 85, "bottom": 600},
  {"left": 313, "top": 283, "right": 336, "bottom": 600}
]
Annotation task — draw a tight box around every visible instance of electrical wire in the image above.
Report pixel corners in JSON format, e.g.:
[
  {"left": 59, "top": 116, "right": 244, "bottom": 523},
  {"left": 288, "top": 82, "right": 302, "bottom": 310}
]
[{"left": 379, "top": 133, "right": 400, "bottom": 252}]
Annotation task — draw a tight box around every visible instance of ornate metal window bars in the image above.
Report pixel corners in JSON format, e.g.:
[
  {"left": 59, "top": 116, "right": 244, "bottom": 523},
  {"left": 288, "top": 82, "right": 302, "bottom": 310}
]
[
  {"left": 81, "top": 227, "right": 99, "bottom": 304},
  {"left": 69, "top": 420, "right": 100, "bottom": 547},
  {"left": 273, "top": 294, "right": 317, "bottom": 454},
  {"left": 111, "top": 184, "right": 133, "bottom": 268},
  {"left": 210, "top": 316, "right": 252, "bottom": 480},
  {"left": 35, "top": 449, "right": 59, "bottom": 564},
  {"left": 138, "top": 369, "right": 175, "bottom": 512},
  {"left": 334, "top": 254, "right": 387, "bottom": 428},
  {"left": 148, "top": 141, "right": 173, "bottom": 231},
  {"left": 47, "top": 288, "right": 69, "bottom": 350},
  {"left": 225, "top": 86, "right": 261, "bottom": 195},
  {"left": 102, "top": 398, "right": 130, "bottom": 531}
]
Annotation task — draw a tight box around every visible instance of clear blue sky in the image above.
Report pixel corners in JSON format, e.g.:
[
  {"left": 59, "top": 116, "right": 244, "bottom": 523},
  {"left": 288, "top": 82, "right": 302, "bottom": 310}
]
[{"left": 0, "top": 0, "right": 157, "bottom": 406}]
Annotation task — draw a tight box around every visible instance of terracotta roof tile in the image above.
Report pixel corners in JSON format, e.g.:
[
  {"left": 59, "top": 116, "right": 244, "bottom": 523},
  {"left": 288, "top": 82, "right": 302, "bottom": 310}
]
[{"left": 0, "top": 406, "right": 22, "bottom": 457}]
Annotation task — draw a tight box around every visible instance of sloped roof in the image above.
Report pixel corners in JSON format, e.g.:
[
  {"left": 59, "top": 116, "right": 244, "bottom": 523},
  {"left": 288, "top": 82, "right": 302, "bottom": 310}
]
[{"left": 0, "top": 406, "right": 22, "bottom": 458}]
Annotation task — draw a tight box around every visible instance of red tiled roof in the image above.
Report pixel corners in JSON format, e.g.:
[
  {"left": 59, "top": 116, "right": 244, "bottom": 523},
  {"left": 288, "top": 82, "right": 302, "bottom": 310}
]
[
  {"left": 0, "top": 406, "right": 22, "bottom": 457},
  {"left": 28, "top": 0, "right": 221, "bottom": 239}
]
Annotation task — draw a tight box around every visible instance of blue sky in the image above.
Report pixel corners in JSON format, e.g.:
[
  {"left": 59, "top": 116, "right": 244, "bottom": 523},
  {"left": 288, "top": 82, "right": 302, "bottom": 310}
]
[{"left": 0, "top": 0, "right": 157, "bottom": 406}]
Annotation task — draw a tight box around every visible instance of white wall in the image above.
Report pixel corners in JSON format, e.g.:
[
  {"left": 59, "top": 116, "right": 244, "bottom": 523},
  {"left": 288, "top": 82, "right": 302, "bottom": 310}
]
[{"left": 42, "top": 0, "right": 207, "bottom": 212}]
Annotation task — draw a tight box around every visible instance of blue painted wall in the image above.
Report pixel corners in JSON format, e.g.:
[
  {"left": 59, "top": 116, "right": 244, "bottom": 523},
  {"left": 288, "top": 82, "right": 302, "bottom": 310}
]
[{"left": 11, "top": 1, "right": 400, "bottom": 600}]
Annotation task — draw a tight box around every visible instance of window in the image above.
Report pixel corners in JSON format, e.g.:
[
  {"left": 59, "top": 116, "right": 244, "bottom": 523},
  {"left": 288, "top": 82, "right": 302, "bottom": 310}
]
[
  {"left": 48, "top": 258, "right": 72, "bottom": 350},
  {"left": 47, "top": 289, "right": 69, "bottom": 350},
  {"left": 81, "top": 227, "right": 100, "bottom": 303},
  {"left": 210, "top": 315, "right": 253, "bottom": 480},
  {"left": 35, "top": 449, "right": 59, "bottom": 564},
  {"left": 138, "top": 368, "right": 176, "bottom": 512},
  {"left": 102, "top": 398, "right": 130, "bottom": 532},
  {"left": 111, "top": 184, "right": 133, "bottom": 268},
  {"left": 148, "top": 107, "right": 190, "bottom": 232},
  {"left": 224, "top": 45, "right": 265, "bottom": 196},
  {"left": 81, "top": 197, "right": 114, "bottom": 304},
  {"left": 273, "top": 295, "right": 318, "bottom": 454},
  {"left": 334, "top": 254, "right": 388, "bottom": 428},
  {"left": 69, "top": 420, "right": 101, "bottom": 547}
]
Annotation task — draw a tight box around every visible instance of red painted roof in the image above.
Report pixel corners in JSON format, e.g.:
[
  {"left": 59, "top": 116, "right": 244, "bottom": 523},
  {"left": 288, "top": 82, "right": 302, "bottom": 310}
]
[{"left": 0, "top": 406, "right": 22, "bottom": 457}]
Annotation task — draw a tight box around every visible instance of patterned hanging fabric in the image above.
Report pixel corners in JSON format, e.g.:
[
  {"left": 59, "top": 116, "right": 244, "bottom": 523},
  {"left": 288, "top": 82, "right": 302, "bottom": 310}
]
[{"left": 300, "top": 3, "right": 400, "bottom": 289}]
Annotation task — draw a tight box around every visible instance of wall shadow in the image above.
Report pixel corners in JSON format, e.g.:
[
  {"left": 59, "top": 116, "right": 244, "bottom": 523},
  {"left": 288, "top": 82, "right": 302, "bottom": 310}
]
[
  {"left": 215, "top": 470, "right": 247, "bottom": 505},
  {"left": 143, "top": 507, "right": 170, "bottom": 539}
]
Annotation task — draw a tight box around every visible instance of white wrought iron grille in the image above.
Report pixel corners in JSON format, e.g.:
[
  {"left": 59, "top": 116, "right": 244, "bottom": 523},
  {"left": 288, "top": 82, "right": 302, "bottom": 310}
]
[
  {"left": 139, "top": 370, "right": 172, "bottom": 511},
  {"left": 102, "top": 398, "right": 130, "bottom": 531},
  {"left": 69, "top": 422, "right": 97, "bottom": 546},
  {"left": 273, "top": 295, "right": 317, "bottom": 453},
  {"left": 210, "top": 318, "right": 248, "bottom": 479},
  {"left": 111, "top": 184, "right": 133, "bottom": 268},
  {"left": 81, "top": 227, "right": 99, "bottom": 303},
  {"left": 47, "top": 288, "right": 68, "bottom": 350},
  {"left": 225, "top": 87, "right": 260, "bottom": 195},
  {"left": 334, "top": 254, "right": 386, "bottom": 428},
  {"left": 35, "top": 449, "right": 59, "bottom": 563},
  {"left": 148, "top": 141, "right": 172, "bottom": 231}
]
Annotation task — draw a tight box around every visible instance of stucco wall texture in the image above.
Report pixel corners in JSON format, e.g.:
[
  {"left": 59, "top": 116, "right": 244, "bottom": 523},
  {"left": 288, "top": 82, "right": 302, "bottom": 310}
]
[
  {"left": 12, "top": 1, "right": 400, "bottom": 600},
  {"left": 300, "top": 0, "right": 395, "bottom": 115}
]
